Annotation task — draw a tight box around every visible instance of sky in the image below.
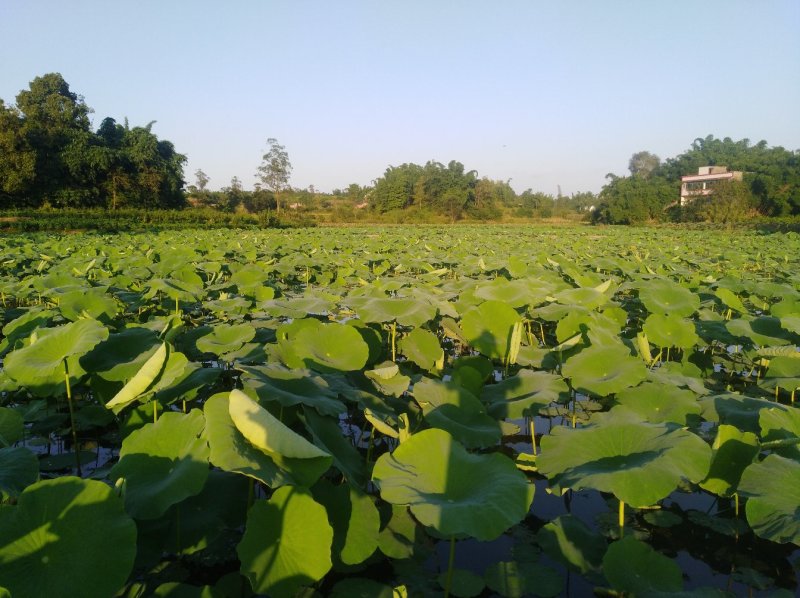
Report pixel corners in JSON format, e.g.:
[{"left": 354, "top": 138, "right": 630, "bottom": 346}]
[{"left": 1, "top": 1, "right": 799, "bottom": 196}]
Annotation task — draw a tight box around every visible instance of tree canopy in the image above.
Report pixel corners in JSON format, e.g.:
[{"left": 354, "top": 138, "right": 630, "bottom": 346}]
[{"left": 0, "top": 73, "right": 186, "bottom": 209}]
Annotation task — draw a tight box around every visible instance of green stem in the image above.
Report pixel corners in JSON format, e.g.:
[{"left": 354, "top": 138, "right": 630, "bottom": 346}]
[
  {"left": 153, "top": 400, "right": 158, "bottom": 423},
  {"left": 391, "top": 322, "right": 397, "bottom": 362},
  {"left": 530, "top": 418, "right": 537, "bottom": 455},
  {"left": 761, "top": 437, "right": 800, "bottom": 450},
  {"left": 444, "top": 535, "right": 456, "bottom": 598},
  {"left": 618, "top": 500, "right": 625, "bottom": 536},
  {"left": 63, "top": 359, "right": 82, "bottom": 476}
]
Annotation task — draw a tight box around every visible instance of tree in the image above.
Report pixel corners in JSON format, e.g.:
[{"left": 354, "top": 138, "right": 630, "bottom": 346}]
[
  {"left": 628, "top": 151, "right": 660, "bottom": 179},
  {"left": 0, "top": 100, "right": 36, "bottom": 205},
  {"left": 256, "top": 138, "right": 292, "bottom": 214},
  {"left": 194, "top": 169, "right": 209, "bottom": 192},
  {"left": 683, "top": 179, "right": 756, "bottom": 225}
]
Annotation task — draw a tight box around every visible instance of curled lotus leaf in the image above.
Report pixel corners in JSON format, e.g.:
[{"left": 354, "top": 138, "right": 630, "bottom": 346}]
[
  {"left": 195, "top": 322, "right": 256, "bottom": 356},
  {"left": 80, "top": 327, "right": 161, "bottom": 382},
  {"left": 537, "top": 411, "right": 712, "bottom": 507},
  {"left": 372, "top": 428, "right": 534, "bottom": 541},
  {"left": 460, "top": 300, "right": 522, "bottom": 362},
  {"left": 347, "top": 296, "right": 437, "bottom": 327},
  {"left": 58, "top": 289, "right": 119, "bottom": 323},
  {"left": 240, "top": 364, "right": 346, "bottom": 416},
  {"left": 482, "top": 369, "right": 569, "bottom": 419},
  {"left": 290, "top": 319, "right": 370, "bottom": 373},
  {"left": 700, "top": 424, "right": 759, "bottom": 498},
  {"left": 397, "top": 327, "right": 444, "bottom": 371}
]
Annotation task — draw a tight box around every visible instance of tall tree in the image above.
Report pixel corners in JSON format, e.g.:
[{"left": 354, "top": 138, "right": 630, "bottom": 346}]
[
  {"left": 628, "top": 151, "right": 660, "bottom": 178},
  {"left": 256, "top": 138, "right": 292, "bottom": 214},
  {"left": 194, "top": 169, "right": 209, "bottom": 192},
  {"left": 0, "top": 100, "right": 36, "bottom": 206}
]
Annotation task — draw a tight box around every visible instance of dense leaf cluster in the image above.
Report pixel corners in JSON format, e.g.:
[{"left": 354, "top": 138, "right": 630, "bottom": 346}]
[{"left": 0, "top": 73, "right": 186, "bottom": 209}]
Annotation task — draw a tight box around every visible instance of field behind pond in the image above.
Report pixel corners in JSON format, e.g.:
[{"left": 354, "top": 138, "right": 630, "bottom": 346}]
[{"left": 1, "top": 225, "right": 798, "bottom": 597}]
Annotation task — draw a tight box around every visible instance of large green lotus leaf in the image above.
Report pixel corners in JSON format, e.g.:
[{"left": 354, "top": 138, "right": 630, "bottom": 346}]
[
  {"left": 536, "top": 514, "right": 606, "bottom": 575},
  {"left": 613, "top": 382, "right": 702, "bottom": 425},
  {"left": 602, "top": 536, "right": 682, "bottom": 595},
  {"left": 0, "top": 406, "right": 24, "bottom": 446},
  {"left": 727, "top": 316, "right": 793, "bottom": 347},
  {"left": 0, "top": 446, "right": 38, "bottom": 499},
  {"left": 698, "top": 394, "right": 789, "bottom": 434},
  {"left": 562, "top": 342, "right": 647, "bottom": 398},
  {"left": 3, "top": 318, "right": 109, "bottom": 388},
  {"left": 0, "top": 308, "right": 54, "bottom": 356},
  {"left": 58, "top": 289, "right": 118, "bottom": 323},
  {"left": 759, "top": 407, "right": 800, "bottom": 460},
  {"left": 483, "top": 560, "right": 563, "bottom": 598},
  {"left": 240, "top": 364, "right": 346, "bottom": 416},
  {"left": 229, "top": 263, "right": 269, "bottom": 289},
  {"left": 642, "top": 313, "right": 699, "bottom": 349},
  {"left": 638, "top": 278, "right": 700, "bottom": 317},
  {"left": 398, "top": 327, "right": 444, "bottom": 371},
  {"left": 474, "top": 278, "right": 536, "bottom": 308},
  {"left": 195, "top": 322, "right": 256, "bottom": 356},
  {"left": 553, "top": 286, "right": 610, "bottom": 310},
  {"left": 364, "top": 361, "right": 412, "bottom": 398},
  {"left": 372, "top": 428, "right": 534, "bottom": 541},
  {"left": 238, "top": 485, "right": 333, "bottom": 598},
  {"left": 80, "top": 327, "right": 160, "bottom": 381},
  {"left": 290, "top": 320, "right": 370, "bottom": 373},
  {"left": 413, "top": 378, "right": 501, "bottom": 449},
  {"left": 0, "top": 477, "right": 136, "bottom": 598},
  {"left": 110, "top": 410, "right": 210, "bottom": 519},
  {"left": 460, "top": 300, "right": 521, "bottom": 362},
  {"left": 312, "top": 479, "right": 379, "bottom": 566},
  {"left": 348, "top": 296, "right": 437, "bottom": 327},
  {"left": 738, "top": 454, "right": 800, "bottom": 545},
  {"left": 150, "top": 361, "right": 221, "bottom": 406},
  {"left": 145, "top": 276, "right": 202, "bottom": 301},
  {"left": 301, "top": 407, "right": 368, "bottom": 488},
  {"left": 537, "top": 412, "right": 712, "bottom": 507},
  {"left": 700, "top": 424, "right": 759, "bottom": 497},
  {"left": 483, "top": 369, "right": 569, "bottom": 419},
  {"left": 203, "top": 393, "right": 290, "bottom": 488},
  {"left": 228, "top": 389, "right": 332, "bottom": 487}
]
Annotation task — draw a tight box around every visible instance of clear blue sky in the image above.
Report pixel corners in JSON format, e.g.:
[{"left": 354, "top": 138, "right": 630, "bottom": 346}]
[{"left": 2, "top": 1, "right": 798, "bottom": 195}]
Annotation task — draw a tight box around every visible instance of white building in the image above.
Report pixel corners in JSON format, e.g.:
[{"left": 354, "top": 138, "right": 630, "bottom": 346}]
[{"left": 680, "top": 166, "right": 743, "bottom": 205}]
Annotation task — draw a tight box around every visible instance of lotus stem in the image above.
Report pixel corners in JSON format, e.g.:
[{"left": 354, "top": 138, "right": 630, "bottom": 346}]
[
  {"left": 761, "top": 437, "right": 800, "bottom": 450},
  {"left": 153, "top": 400, "right": 158, "bottom": 423},
  {"left": 734, "top": 493, "right": 739, "bottom": 518},
  {"left": 530, "top": 418, "right": 537, "bottom": 455},
  {"left": 63, "top": 359, "right": 82, "bottom": 476},
  {"left": 775, "top": 386, "right": 780, "bottom": 401},
  {"left": 390, "top": 321, "right": 397, "bottom": 362},
  {"left": 792, "top": 389, "right": 796, "bottom": 404},
  {"left": 444, "top": 535, "right": 456, "bottom": 598},
  {"left": 618, "top": 500, "right": 625, "bottom": 535}
]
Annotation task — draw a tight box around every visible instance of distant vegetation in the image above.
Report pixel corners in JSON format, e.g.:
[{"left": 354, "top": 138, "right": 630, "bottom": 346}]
[{"left": 1, "top": 73, "right": 799, "bottom": 226}]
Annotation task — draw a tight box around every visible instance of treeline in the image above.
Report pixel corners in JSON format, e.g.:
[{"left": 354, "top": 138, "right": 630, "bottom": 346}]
[
  {"left": 594, "top": 136, "right": 800, "bottom": 224},
  {"left": 0, "top": 73, "right": 185, "bottom": 209}
]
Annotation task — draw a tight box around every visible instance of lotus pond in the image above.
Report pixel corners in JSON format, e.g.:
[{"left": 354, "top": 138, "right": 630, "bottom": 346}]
[{"left": 0, "top": 225, "right": 798, "bottom": 597}]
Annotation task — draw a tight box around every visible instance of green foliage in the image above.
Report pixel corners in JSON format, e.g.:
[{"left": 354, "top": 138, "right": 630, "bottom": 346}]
[{"left": 0, "top": 73, "right": 185, "bottom": 209}]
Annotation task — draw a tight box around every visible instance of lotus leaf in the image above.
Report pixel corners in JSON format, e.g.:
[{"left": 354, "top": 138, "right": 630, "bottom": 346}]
[
  {"left": 714, "top": 287, "right": 747, "bottom": 313},
  {"left": 58, "top": 289, "right": 118, "bottom": 322},
  {"left": 642, "top": 313, "right": 699, "bottom": 349},
  {"left": 228, "top": 389, "right": 332, "bottom": 487},
  {"left": 348, "top": 296, "right": 437, "bottom": 327},
  {"left": 372, "top": 428, "right": 534, "bottom": 541},
  {"left": 365, "top": 361, "right": 412, "bottom": 397},
  {"left": 561, "top": 342, "right": 647, "bottom": 397},
  {"left": 536, "top": 514, "right": 605, "bottom": 574},
  {"left": 699, "top": 394, "right": 789, "bottom": 434},
  {"left": 3, "top": 318, "right": 109, "bottom": 393},
  {"left": 727, "top": 316, "right": 793, "bottom": 347},
  {"left": 238, "top": 485, "right": 333, "bottom": 598},
  {"left": 537, "top": 412, "right": 712, "bottom": 507},
  {"left": 0, "top": 446, "right": 38, "bottom": 499},
  {"left": 483, "top": 369, "right": 569, "bottom": 419},
  {"left": 413, "top": 378, "right": 501, "bottom": 449},
  {"left": 739, "top": 454, "right": 800, "bottom": 544},
  {"left": 0, "top": 308, "right": 54, "bottom": 356},
  {"left": 330, "top": 578, "right": 396, "bottom": 598},
  {"left": 203, "top": 393, "right": 290, "bottom": 487},
  {"left": 613, "top": 382, "right": 701, "bottom": 425},
  {"left": 110, "top": 410, "right": 210, "bottom": 519},
  {"left": 240, "top": 364, "right": 346, "bottom": 416},
  {"left": 377, "top": 504, "right": 421, "bottom": 559},
  {"left": 602, "top": 536, "right": 682, "bottom": 594},
  {"left": 291, "top": 319, "right": 370, "bottom": 372},
  {"left": 80, "top": 327, "right": 161, "bottom": 381},
  {"left": 474, "top": 278, "right": 535, "bottom": 307},
  {"left": 302, "top": 407, "right": 368, "bottom": 488},
  {"left": 0, "top": 406, "right": 24, "bottom": 446},
  {"left": 437, "top": 568, "right": 485, "bottom": 598},
  {"left": 700, "top": 424, "right": 759, "bottom": 497},
  {"left": 104, "top": 342, "right": 168, "bottom": 413},
  {"left": 312, "top": 479, "right": 380, "bottom": 565},
  {"left": 195, "top": 322, "right": 256, "bottom": 356},
  {"left": 638, "top": 278, "right": 700, "bottom": 317},
  {"left": 398, "top": 327, "right": 444, "bottom": 371},
  {"left": 460, "top": 300, "right": 521, "bottom": 362},
  {"left": 0, "top": 477, "right": 136, "bottom": 598},
  {"left": 759, "top": 407, "right": 800, "bottom": 459},
  {"left": 554, "top": 286, "right": 610, "bottom": 310}
]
